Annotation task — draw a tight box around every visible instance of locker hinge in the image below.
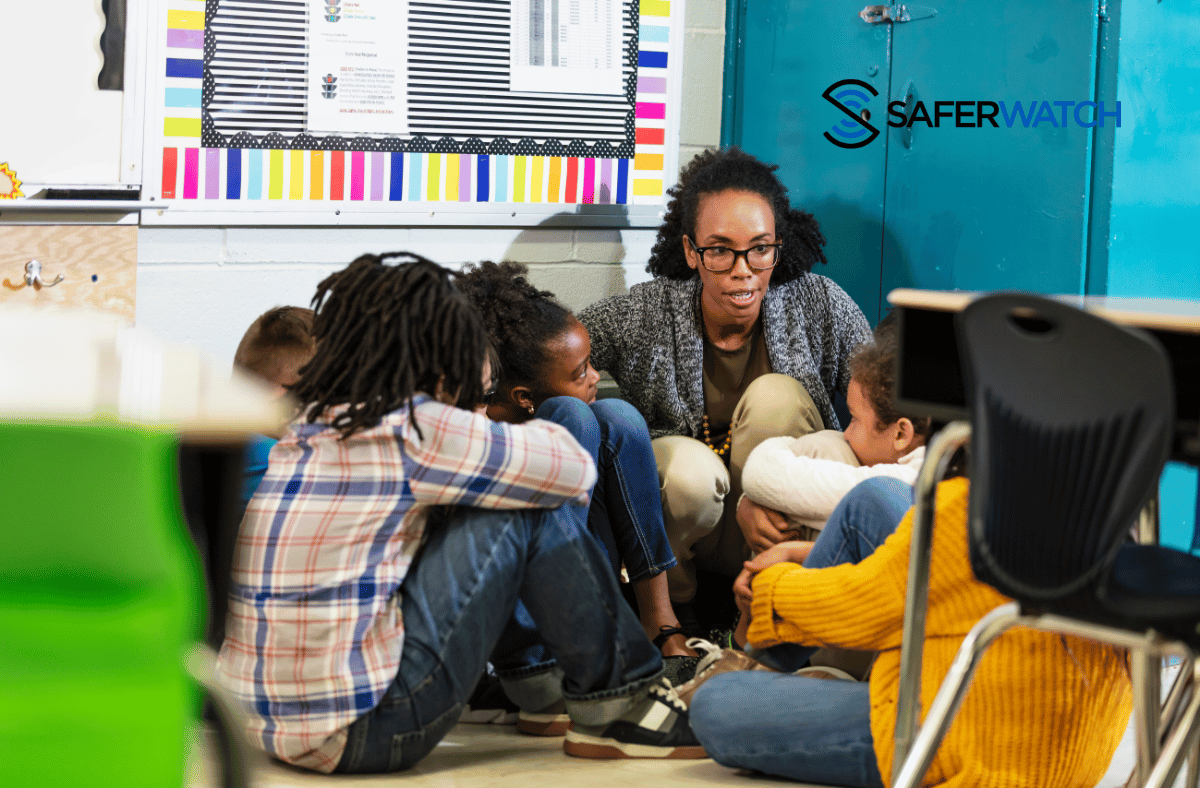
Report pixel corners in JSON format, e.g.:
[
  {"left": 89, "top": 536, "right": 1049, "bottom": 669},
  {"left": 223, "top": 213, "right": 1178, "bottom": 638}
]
[{"left": 860, "top": 4, "right": 937, "bottom": 24}]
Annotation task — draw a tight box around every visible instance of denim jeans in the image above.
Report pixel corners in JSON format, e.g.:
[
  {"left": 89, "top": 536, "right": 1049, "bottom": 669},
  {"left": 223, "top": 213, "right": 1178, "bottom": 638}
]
[
  {"left": 689, "top": 477, "right": 915, "bottom": 786},
  {"left": 537, "top": 397, "right": 676, "bottom": 582},
  {"left": 335, "top": 502, "right": 663, "bottom": 773}
]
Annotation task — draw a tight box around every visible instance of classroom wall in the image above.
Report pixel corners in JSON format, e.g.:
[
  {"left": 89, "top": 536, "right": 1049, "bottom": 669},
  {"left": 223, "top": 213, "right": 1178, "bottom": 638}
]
[
  {"left": 3, "top": 2, "right": 125, "bottom": 185},
  {"left": 136, "top": 0, "right": 728, "bottom": 367}
]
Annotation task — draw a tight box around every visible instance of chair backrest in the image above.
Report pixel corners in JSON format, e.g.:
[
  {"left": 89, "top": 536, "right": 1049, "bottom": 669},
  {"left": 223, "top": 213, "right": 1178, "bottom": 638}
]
[
  {"left": 957, "top": 293, "right": 1173, "bottom": 612},
  {"left": 0, "top": 421, "right": 204, "bottom": 788}
]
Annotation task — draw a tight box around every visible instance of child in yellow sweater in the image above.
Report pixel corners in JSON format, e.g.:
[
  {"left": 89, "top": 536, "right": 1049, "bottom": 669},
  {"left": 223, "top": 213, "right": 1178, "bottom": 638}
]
[{"left": 690, "top": 476, "right": 1132, "bottom": 787}]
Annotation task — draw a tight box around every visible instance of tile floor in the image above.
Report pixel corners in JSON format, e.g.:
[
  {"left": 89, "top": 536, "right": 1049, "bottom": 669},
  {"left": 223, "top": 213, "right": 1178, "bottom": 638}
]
[
  {"left": 186, "top": 713, "right": 1156, "bottom": 788},
  {"left": 186, "top": 662, "right": 1199, "bottom": 788}
]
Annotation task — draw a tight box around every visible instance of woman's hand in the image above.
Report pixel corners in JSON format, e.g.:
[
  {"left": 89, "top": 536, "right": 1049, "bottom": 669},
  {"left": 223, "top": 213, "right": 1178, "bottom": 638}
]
[{"left": 737, "top": 494, "right": 792, "bottom": 553}]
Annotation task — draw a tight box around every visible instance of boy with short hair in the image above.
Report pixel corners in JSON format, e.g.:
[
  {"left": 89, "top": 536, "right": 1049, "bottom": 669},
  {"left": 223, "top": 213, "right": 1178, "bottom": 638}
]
[{"left": 232, "top": 306, "right": 316, "bottom": 503}]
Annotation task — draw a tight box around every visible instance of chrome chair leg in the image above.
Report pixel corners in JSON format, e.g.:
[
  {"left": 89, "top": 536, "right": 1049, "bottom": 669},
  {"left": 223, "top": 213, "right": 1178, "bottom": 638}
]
[
  {"left": 1133, "top": 648, "right": 1164, "bottom": 787},
  {"left": 1146, "top": 662, "right": 1200, "bottom": 788},
  {"left": 892, "top": 602, "right": 1022, "bottom": 788},
  {"left": 892, "top": 421, "right": 971, "bottom": 784},
  {"left": 1161, "top": 657, "right": 1193, "bottom": 738}
]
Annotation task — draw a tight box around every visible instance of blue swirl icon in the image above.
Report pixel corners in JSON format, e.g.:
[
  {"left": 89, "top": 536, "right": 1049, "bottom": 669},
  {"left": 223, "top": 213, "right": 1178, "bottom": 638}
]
[{"left": 823, "top": 79, "right": 880, "bottom": 148}]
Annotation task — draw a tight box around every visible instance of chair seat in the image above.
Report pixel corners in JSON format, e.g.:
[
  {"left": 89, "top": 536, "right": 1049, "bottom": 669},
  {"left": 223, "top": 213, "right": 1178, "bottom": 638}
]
[{"left": 1104, "top": 544, "right": 1200, "bottom": 627}]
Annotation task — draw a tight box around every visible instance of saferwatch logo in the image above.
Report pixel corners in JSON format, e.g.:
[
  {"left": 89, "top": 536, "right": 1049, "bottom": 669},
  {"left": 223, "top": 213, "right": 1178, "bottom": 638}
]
[
  {"left": 823, "top": 80, "right": 880, "bottom": 149},
  {"left": 822, "top": 79, "right": 1122, "bottom": 148}
]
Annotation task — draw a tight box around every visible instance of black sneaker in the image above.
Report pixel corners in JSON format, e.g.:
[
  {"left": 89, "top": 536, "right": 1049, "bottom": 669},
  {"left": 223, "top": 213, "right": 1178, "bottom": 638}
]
[
  {"left": 661, "top": 655, "right": 700, "bottom": 686},
  {"left": 562, "top": 677, "right": 707, "bottom": 759},
  {"left": 459, "top": 671, "right": 519, "bottom": 725}
]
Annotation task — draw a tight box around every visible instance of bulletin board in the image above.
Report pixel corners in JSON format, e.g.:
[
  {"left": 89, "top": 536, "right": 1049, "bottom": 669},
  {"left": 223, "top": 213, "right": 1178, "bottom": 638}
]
[{"left": 138, "top": 0, "right": 686, "bottom": 227}]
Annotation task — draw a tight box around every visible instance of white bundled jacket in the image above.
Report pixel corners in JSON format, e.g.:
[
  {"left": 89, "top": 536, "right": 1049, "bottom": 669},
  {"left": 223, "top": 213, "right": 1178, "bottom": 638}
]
[{"left": 742, "top": 430, "right": 926, "bottom": 536}]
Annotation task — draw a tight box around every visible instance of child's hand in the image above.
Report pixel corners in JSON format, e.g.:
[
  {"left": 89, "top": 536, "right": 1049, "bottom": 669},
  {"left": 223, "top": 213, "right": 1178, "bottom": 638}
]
[
  {"left": 733, "top": 541, "right": 814, "bottom": 604},
  {"left": 737, "top": 494, "right": 791, "bottom": 553}
]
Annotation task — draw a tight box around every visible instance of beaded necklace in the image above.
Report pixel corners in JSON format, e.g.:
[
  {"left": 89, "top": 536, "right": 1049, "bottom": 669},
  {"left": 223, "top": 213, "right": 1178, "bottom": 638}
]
[{"left": 700, "top": 414, "right": 732, "bottom": 458}]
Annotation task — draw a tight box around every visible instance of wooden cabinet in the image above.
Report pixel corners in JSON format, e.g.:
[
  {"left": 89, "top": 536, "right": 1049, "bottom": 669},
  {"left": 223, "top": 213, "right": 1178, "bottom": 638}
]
[{"left": 0, "top": 225, "right": 137, "bottom": 324}]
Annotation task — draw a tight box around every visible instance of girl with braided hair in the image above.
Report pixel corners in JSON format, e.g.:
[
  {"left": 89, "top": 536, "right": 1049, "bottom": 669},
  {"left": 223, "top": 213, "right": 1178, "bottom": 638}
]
[
  {"left": 218, "top": 253, "right": 706, "bottom": 773},
  {"left": 578, "top": 147, "right": 872, "bottom": 632},
  {"left": 456, "top": 260, "right": 696, "bottom": 672}
]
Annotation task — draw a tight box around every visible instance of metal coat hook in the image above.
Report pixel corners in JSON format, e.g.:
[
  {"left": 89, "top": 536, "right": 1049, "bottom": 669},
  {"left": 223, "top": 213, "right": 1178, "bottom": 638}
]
[{"left": 3, "top": 259, "right": 64, "bottom": 290}]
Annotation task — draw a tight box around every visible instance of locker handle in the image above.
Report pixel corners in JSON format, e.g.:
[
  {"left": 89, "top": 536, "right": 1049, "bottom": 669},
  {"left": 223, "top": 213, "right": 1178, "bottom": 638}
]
[
  {"left": 860, "top": 4, "right": 937, "bottom": 24},
  {"left": 900, "top": 81, "right": 919, "bottom": 149}
]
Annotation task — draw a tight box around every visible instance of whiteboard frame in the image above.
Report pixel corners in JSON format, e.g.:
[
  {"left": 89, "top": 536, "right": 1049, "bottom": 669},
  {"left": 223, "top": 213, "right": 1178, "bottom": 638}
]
[
  {"left": 136, "top": 0, "right": 686, "bottom": 228},
  {"left": 121, "top": 0, "right": 152, "bottom": 186}
]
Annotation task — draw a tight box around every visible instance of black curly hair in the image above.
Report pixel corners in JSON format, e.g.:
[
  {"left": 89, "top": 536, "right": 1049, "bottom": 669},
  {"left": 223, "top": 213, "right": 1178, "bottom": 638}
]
[
  {"left": 455, "top": 260, "right": 574, "bottom": 393},
  {"left": 291, "top": 252, "right": 490, "bottom": 439},
  {"left": 647, "top": 147, "right": 828, "bottom": 284}
]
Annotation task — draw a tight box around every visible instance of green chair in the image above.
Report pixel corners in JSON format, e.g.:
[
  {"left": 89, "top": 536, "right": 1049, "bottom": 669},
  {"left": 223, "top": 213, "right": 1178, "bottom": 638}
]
[{"left": 0, "top": 420, "right": 248, "bottom": 788}]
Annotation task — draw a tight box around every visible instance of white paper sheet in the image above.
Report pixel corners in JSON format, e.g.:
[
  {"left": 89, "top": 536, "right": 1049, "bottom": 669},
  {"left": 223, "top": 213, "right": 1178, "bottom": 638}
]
[
  {"left": 510, "top": 0, "right": 624, "bottom": 96},
  {"left": 306, "top": 0, "right": 408, "bottom": 135}
]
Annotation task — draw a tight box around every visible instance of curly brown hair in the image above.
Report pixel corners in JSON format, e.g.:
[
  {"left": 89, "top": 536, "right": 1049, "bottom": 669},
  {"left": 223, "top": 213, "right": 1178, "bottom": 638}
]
[
  {"left": 848, "top": 312, "right": 933, "bottom": 438},
  {"left": 646, "top": 147, "right": 828, "bottom": 284},
  {"left": 455, "top": 260, "right": 574, "bottom": 394}
]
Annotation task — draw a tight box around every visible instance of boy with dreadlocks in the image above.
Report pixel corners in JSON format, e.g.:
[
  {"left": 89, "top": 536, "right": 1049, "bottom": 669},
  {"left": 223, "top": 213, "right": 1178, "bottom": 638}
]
[{"left": 217, "top": 253, "right": 705, "bottom": 774}]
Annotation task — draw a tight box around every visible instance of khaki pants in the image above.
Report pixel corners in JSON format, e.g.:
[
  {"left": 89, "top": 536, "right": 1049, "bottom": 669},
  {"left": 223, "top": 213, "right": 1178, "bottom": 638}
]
[{"left": 652, "top": 374, "right": 823, "bottom": 603}]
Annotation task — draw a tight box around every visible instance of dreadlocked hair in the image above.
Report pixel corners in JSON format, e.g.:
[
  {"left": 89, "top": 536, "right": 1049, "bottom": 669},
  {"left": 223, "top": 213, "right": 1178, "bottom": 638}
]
[
  {"left": 647, "top": 146, "right": 828, "bottom": 285},
  {"left": 291, "top": 252, "right": 489, "bottom": 439},
  {"left": 454, "top": 260, "right": 574, "bottom": 392}
]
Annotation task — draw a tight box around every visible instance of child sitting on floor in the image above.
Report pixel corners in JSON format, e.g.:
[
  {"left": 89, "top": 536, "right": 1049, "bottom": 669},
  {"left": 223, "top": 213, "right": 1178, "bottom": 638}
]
[
  {"left": 456, "top": 261, "right": 694, "bottom": 682},
  {"left": 217, "top": 253, "right": 704, "bottom": 774},
  {"left": 232, "top": 305, "right": 316, "bottom": 504},
  {"left": 737, "top": 313, "right": 931, "bottom": 553}
]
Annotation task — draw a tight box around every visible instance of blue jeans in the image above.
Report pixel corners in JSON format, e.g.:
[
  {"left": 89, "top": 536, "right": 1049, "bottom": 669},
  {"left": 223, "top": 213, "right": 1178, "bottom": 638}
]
[
  {"left": 335, "top": 502, "right": 663, "bottom": 773},
  {"left": 689, "top": 477, "right": 914, "bottom": 786},
  {"left": 536, "top": 397, "right": 676, "bottom": 582}
]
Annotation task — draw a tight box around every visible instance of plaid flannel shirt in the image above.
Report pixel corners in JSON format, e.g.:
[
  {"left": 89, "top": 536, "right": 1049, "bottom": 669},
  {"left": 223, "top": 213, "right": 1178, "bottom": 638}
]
[{"left": 216, "top": 395, "right": 596, "bottom": 772}]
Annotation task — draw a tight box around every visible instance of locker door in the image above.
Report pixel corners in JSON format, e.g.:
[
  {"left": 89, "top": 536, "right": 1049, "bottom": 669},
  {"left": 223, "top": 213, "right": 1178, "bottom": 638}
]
[
  {"left": 728, "top": 0, "right": 892, "bottom": 323},
  {"left": 881, "top": 1, "right": 1100, "bottom": 297}
]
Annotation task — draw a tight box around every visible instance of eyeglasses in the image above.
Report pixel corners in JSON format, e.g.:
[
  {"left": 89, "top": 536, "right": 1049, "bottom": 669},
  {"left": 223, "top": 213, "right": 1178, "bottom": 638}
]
[
  {"left": 686, "top": 237, "right": 781, "bottom": 273},
  {"left": 481, "top": 383, "right": 498, "bottom": 404}
]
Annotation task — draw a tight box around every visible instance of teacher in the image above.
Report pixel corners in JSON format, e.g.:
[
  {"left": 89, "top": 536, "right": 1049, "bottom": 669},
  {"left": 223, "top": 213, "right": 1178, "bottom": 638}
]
[{"left": 578, "top": 147, "right": 871, "bottom": 622}]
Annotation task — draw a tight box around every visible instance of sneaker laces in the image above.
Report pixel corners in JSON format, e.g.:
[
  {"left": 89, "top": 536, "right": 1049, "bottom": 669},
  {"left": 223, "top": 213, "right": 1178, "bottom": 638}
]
[
  {"left": 684, "top": 638, "right": 727, "bottom": 678},
  {"left": 648, "top": 677, "right": 690, "bottom": 713}
]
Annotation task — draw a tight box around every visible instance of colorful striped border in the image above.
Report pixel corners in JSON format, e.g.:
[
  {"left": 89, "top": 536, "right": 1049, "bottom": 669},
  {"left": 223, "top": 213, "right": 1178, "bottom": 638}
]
[
  {"left": 159, "top": 150, "right": 640, "bottom": 204},
  {"left": 154, "top": 0, "right": 673, "bottom": 206}
]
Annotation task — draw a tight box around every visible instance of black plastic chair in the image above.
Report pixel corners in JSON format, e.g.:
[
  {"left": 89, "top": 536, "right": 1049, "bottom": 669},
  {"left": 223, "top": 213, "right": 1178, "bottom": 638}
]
[{"left": 891, "top": 292, "right": 1194, "bottom": 788}]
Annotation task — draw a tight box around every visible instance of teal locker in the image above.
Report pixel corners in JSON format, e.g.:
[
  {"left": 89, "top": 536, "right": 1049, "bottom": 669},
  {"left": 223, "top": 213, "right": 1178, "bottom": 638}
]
[{"left": 723, "top": 0, "right": 1200, "bottom": 547}]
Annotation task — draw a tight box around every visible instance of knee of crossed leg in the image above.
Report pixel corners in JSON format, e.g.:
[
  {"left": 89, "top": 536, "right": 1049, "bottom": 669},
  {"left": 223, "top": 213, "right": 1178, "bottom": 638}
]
[
  {"left": 536, "top": 395, "right": 601, "bottom": 453},
  {"left": 659, "top": 441, "right": 729, "bottom": 527}
]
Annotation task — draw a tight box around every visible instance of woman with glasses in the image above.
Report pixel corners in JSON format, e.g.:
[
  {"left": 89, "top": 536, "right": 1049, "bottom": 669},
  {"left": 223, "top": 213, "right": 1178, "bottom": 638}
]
[{"left": 578, "top": 147, "right": 872, "bottom": 632}]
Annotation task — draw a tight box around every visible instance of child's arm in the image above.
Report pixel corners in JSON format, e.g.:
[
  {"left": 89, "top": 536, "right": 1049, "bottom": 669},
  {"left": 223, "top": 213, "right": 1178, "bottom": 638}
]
[
  {"left": 746, "top": 478, "right": 969, "bottom": 653},
  {"left": 742, "top": 436, "right": 919, "bottom": 521},
  {"left": 403, "top": 399, "right": 596, "bottom": 510}
]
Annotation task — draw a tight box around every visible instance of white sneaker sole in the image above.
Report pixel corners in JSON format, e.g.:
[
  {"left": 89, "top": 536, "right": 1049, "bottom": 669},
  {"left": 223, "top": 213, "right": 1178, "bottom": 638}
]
[{"left": 562, "top": 728, "right": 707, "bottom": 759}]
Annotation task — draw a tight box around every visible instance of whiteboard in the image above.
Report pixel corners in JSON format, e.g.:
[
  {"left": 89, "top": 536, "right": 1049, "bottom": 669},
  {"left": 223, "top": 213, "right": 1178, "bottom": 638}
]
[
  {"left": 1, "top": 1, "right": 129, "bottom": 187},
  {"left": 137, "top": 0, "right": 686, "bottom": 227}
]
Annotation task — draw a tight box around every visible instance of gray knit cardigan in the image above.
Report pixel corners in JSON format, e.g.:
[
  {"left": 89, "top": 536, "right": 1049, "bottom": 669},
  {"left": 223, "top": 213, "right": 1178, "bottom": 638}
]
[{"left": 578, "top": 273, "right": 872, "bottom": 439}]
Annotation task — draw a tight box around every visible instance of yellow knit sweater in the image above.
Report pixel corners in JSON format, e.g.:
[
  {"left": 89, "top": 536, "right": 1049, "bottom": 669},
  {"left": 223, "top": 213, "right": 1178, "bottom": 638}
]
[{"left": 748, "top": 477, "right": 1132, "bottom": 787}]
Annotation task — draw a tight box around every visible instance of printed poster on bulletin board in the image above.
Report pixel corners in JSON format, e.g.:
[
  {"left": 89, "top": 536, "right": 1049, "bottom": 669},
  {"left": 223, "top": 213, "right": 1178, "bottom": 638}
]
[{"left": 141, "top": 0, "right": 685, "bottom": 225}]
